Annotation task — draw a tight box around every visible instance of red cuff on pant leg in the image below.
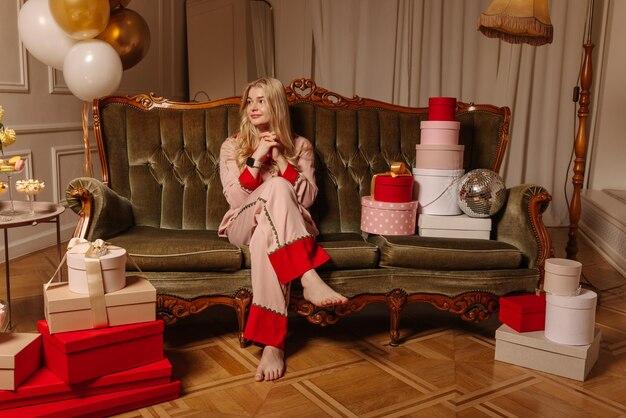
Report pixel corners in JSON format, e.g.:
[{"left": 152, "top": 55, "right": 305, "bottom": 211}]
[
  {"left": 243, "top": 305, "right": 288, "bottom": 349},
  {"left": 268, "top": 237, "right": 330, "bottom": 284}
]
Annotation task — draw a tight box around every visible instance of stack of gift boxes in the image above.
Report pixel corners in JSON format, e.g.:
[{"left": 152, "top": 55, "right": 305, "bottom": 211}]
[
  {"left": 0, "top": 239, "right": 180, "bottom": 416},
  {"left": 414, "top": 97, "right": 492, "bottom": 240},
  {"left": 361, "top": 162, "right": 419, "bottom": 236},
  {"left": 496, "top": 258, "right": 601, "bottom": 381}
]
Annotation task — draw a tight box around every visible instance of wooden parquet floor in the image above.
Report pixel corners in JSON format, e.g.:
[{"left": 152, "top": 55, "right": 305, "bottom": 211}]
[{"left": 1, "top": 227, "right": 625, "bottom": 417}]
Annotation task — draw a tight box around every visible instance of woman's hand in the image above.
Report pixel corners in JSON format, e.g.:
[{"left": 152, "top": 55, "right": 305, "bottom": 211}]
[{"left": 253, "top": 131, "right": 279, "bottom": 160}]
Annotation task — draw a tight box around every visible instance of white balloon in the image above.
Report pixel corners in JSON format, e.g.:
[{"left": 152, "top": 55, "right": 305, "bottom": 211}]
[
  {"left": 17, "top": 0, "right": 78, "bottom": 70},
  {"left": 63, "top": 40, "right": 123, "bottom": 101}
]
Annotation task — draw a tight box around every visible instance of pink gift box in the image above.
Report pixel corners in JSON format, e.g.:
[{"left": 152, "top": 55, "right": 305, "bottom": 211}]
[
  {"left": 0, "top": 333, "right": 41, "bottom": 391},
  {"left": 415, "top": 144, "right": 464, "bottom": 170},
  {"left": 360, "top": 196, "right": 418, "bottom": 236},
  {"left": 420, "top": 121, "right": 460, "bottom": 145}
]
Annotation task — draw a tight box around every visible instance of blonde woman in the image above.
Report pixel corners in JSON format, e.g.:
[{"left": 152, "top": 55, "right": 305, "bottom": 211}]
[{"left": 218, "top": 77, "right": 347, "bottom": 381}]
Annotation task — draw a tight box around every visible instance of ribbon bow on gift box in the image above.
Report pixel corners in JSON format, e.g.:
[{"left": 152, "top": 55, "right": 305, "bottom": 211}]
[{"left": 370, "top": 162, "right": 412, "bottom": 200}]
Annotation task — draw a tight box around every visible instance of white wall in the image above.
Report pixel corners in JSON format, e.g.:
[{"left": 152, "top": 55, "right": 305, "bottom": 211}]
[
  {"left": 588, "top": 0, "right": 626, "bottom": 191},
  {"left": 0, "top": 0, "right": 187, "bottom": 262}
]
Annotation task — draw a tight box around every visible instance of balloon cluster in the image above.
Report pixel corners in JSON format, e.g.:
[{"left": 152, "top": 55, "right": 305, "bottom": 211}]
[{"left": 17, "top": 0, "right": 150, "bottom": 102}]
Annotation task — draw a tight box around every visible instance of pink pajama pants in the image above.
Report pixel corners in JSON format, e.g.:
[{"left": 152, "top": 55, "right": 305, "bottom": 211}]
[{"left": 225, "top": 177, "right": 329, "bottom": 349}]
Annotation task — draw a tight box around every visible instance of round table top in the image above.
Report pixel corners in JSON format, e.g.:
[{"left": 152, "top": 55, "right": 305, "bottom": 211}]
[{"left": 0, "top": 201, "right": 65, "bottom": 227}]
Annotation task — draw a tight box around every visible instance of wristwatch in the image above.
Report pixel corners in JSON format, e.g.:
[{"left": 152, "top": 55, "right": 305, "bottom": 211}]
[{"left": 246, "top": 157, "right": 263, "bottom": 168}]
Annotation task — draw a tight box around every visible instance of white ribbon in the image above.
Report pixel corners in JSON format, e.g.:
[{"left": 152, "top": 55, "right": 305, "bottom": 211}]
[{"left": 46, "top": 238, "right": 146, "bottom": 329}]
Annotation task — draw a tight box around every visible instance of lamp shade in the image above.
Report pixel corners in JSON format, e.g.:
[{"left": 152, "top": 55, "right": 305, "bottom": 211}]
[{"left": 478, "top": 0, "right": 553, "bottom": 46}]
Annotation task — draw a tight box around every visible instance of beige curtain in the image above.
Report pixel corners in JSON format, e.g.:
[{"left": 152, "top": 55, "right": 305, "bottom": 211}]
[
  {"left": 250, "top": 0, "right": 275, "bottom": 77},
  {"left": 273, "top": 0, "right": 591, "bottom": 227}
]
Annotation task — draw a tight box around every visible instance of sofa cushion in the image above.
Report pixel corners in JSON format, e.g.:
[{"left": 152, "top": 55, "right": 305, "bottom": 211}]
[
  {"left": 368, "top": 235, "right": 523, "bottom": 270},
  {"left": 240, "top": 232, "right": 379, "bottom": 270},
  {"left": 109, "top": 226, "right": 242, "bottom": 272}
]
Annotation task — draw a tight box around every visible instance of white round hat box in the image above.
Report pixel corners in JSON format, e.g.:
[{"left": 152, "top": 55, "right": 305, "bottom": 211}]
[
  {"left": 67, "top": 244, "right": 128, "bottom": 294},
  {"left": 545, "top": 289, "right": 597, "bottom": 345},
  {"left": 413, "top": 168, "right": 464, "bottom": 215},
  {"left": 544, "top": 258, "right": 582, "bottom": 295}
]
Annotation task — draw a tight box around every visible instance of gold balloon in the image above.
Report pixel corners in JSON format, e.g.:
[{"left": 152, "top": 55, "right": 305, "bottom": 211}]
[
  {"left": 49, "top": 0, "right": 110, "bottom": 40},
  {"left": 109, "top": 0, "right": 131, "bottom": 10},
  {"left": 96, "top": 8, "right": 151, "bottom": 70}
]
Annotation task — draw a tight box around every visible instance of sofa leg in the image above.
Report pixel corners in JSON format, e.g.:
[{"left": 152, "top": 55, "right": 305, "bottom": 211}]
[
  {"left": 234, "top": 288, "right": 252, "bottom": 348},
  {"left": 386, "top": 289, "right": 407, "bottom": 347}
]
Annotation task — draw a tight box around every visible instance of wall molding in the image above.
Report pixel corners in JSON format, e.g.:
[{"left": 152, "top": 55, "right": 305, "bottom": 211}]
[
  {"left": 0, "top": 0, "right": 29, "bottom": 93},
  {"left": 51, "top": 144, "right": 99, "bottom": 205},
  {"left": 48, "top": 67, "right": 71, "bottom": 94},
  {"left": 13, "top": 122, "right": 90, "bottom": 135}
]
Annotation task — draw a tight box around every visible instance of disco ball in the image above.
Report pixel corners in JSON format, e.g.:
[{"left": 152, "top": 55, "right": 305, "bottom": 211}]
[{"left": 457, "top": 169, "right": 506, "bottom": 217}]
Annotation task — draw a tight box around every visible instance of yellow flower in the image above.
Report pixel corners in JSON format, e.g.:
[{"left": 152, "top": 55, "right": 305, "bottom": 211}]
[{"left": 0, "top": 104, "right": 16, "bottom": 154}]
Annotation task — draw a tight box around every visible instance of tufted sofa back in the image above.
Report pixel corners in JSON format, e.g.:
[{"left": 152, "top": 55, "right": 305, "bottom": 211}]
[{"left": 93, "top": 79, "right": 510, "bottom": 235}]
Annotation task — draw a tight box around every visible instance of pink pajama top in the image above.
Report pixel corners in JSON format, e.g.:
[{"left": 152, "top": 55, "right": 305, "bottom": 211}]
[{"left": 218, "top": 134, "right": 320, "bottom": 237}]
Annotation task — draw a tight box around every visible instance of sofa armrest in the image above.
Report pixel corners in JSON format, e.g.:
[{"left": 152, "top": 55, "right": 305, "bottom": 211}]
[
  {"left": 66, "top": 177, "right": 134, "bottom": 241},
  {"left": 493, "top": 184, "right": 554, "bottom": 271}
]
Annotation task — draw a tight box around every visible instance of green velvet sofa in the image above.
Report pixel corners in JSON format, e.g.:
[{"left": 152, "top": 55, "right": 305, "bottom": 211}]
[{"left": 66, "top": 78, "right": 553, "bottom": 346}]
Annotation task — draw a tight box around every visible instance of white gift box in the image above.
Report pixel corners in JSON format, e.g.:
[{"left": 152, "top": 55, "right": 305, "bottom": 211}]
[
  {"left": 413, "top": 168, "right": 464, "bottom": 215},
  {"left": 67, "top": 242, "right": 127, "bottom": 294},
  {"left": 545, "top": 289, "right": 597, "bottom": 345},
  {"left": 495, "top": 324, "right": 601, "bottom": 381},
  {"left": 543, "top": 258, "right": 582, "bottom": 296},
  {"left": 418, "top": 214, "right": 491, "bottom": 239},
  {"left": 360, "top": 196, "right": 419, "bottom": 236}
]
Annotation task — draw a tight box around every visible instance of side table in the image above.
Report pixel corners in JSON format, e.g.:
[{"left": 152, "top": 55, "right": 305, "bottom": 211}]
[{"left": 0, "top": 201, "right": 65, "bottom": 330}]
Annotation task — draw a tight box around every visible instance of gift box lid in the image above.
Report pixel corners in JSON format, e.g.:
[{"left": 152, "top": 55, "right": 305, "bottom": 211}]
[
  {"left": 361, "top": 196, "right": 419, "bottom": 210},
  {"left": 66, "top": 243, "right": 127, "bottom": 271},
  {"left": 420, "top": 120, "right": 460, "bottom": 130},
  {"left": 499, "top": 293, "right": 546, "bottom": 314},
  {"left": 546, "top": 288, "right": 597, "bottom": 310},
  {"left": 374, "top": 175, "right": 414, "bottom": 186},
  {"left": 45, "top": 276, "right": 155, "bottom": 314},
  {"left": 415, "top": 144, "right": 465, "bottom": 151},
  {"left": 37, "top": 319, "right": 164, "bottom": 354},
  {"left": 0, "top": 333, "right": 41, "bottom": 369},
  {"left": 545, "top": 257, "right": 582, "bottom": 276},
  {"left": 418, "top": 214, "right": 491, "bottom": 231},
  {"left": 496, "top": 324, "right": 601, "bottom": 359}
]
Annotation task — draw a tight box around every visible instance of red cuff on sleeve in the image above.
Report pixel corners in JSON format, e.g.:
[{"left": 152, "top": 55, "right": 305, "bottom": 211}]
[
  {"left": 239, "top": 168, "right": 262, "bottom": 190},
  {"left": 280, "top": 164, "right": 299, "bottom": 184}
]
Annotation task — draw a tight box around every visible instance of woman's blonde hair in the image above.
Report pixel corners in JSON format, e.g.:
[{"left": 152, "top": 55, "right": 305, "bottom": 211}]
[{"left": 234, "top": 77, "right": 296, "bottom": 169}]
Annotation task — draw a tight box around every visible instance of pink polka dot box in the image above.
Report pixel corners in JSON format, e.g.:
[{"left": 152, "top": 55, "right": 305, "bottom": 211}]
[{"left": 360, "top": 196, "right": 419, "bottom": 236}]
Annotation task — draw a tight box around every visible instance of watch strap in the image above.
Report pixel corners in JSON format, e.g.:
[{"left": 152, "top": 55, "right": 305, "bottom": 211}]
[{"left": 246, "top": 157, "right": 263, "bottom": 168}]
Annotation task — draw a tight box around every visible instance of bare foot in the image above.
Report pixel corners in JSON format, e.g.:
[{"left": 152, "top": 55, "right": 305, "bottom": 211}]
[
  {"left": 301, "top": 269, "right": 348, "bottom": 307},
  {"left": 255, "top": 346, "right": 285, "bottom": 382}
]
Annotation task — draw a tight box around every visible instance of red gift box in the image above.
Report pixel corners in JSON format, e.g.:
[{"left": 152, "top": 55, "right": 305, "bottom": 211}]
[
  {"left": 371, "top": 162, "right": 414, "bottom": 203},
  {"left": 428, "top": 97, "right": 456, "bottom": 121},
  {"left": 0, "top": 359, "right": 172, "bottom": 410},
  {"left": 0, "top": 380, "right": 180, "bottom": 418},
  {"left": 38, "top": 320, "right": 164, "bottom": 384},
  {"left": 499, "top": 293, "right": 546, "bottom": 332}
]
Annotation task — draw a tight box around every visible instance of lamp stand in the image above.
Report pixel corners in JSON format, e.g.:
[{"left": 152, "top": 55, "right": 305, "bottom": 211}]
[{"left": 566, "top": 42, "right": 594, "bottom": 260}]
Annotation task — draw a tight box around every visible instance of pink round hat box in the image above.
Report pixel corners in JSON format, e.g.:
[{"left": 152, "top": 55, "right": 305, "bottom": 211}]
[
  {"left": 67, "top": 243, "right": 128, "bottom": 294},
  {"left": 360, "top": 196, "right": 419, "bottom": 236},
  {"left": 428, "top": 97, "right": 456, "bottom": 121},
  {"left": 420, "top": 121, "right": 460, "bottom": 145},
  {"left": 543, "top": 258, "right": 582, "bottom": 295},
  {"left": 415, "top": 144, "right": 464, "bottom": 170},
  {"left": 545, "top": 289, "right": 597, "bottom": 345}
]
